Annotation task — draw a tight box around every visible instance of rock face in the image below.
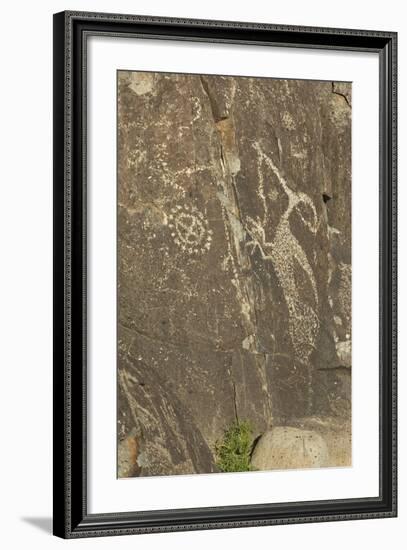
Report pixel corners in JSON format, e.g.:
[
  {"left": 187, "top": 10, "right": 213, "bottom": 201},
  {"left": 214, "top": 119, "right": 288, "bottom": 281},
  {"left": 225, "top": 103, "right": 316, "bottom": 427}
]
[{"left": 117, "top": 71, "right": 352, "bottom": 477}]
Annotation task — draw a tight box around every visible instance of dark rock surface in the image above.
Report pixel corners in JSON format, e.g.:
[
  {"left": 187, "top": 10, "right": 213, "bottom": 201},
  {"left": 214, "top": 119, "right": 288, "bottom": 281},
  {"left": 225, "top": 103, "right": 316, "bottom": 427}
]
[{"left": 117, "top": 71, "right": 352, "bottom": 476}]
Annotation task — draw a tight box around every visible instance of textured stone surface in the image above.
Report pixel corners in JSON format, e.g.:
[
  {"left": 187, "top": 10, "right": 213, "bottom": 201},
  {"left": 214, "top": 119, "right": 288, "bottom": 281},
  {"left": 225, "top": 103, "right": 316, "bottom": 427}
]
[
  {"left": 251, "top": 427, "right": 329, "bottom": 470},
  {"left": 117, "top": 71, "right": 352, "bottom": 477},
  {"left": 251, "top": 417, "right": 351, "bottom": 471}
]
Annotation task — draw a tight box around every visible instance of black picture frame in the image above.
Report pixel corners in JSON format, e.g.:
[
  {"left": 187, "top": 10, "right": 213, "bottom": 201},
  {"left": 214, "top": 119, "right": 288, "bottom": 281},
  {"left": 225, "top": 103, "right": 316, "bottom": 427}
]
[{"left": 53, "top": 10, "right": 397, "bottom": 539}]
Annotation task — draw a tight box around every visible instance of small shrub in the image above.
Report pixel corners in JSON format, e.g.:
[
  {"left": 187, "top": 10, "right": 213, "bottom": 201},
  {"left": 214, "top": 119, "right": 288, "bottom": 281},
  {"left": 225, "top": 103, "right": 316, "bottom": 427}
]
[{"left": 215, "top": 420, "right": 255, "bottom": 473}]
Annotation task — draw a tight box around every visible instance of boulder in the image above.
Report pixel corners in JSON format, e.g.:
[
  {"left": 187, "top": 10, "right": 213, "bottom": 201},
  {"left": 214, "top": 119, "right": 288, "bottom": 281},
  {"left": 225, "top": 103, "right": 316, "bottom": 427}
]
[{"left": 251, "top": 427, "right": 329, "bottom": 471}]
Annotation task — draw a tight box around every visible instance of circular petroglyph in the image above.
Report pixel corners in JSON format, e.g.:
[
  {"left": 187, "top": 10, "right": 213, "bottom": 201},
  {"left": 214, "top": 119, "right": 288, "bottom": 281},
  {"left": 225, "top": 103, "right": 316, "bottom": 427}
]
[{"left": 168, "top": 205, "right": 213, "bottom": 254}]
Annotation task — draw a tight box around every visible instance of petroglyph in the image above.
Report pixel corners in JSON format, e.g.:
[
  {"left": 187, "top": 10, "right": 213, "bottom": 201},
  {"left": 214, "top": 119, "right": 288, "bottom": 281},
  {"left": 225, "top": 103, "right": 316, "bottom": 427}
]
[
  {"left": 168, "top": 204, "right": 213, "bottom": 254},
  {"left": 246, "top": 143, "right": 320, "bottom": 364},
  {"left": 126, "top": 149, "right": 147, "bottom": 170},
  {"left": 191, "top": 96, "right": 202, "bottom": 123}
]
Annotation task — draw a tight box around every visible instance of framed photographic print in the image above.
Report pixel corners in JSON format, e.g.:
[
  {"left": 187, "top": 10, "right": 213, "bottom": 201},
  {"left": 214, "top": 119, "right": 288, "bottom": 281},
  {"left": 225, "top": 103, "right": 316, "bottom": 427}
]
[{"left": 53, "top": 11, "right": 397, "bottom": 538}]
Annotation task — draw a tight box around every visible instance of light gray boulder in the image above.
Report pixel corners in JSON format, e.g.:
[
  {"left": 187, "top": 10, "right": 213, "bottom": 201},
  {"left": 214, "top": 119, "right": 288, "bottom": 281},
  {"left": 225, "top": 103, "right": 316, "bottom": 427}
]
[{"left": 251, "top": 427, "right": 329, "bottom": 471}]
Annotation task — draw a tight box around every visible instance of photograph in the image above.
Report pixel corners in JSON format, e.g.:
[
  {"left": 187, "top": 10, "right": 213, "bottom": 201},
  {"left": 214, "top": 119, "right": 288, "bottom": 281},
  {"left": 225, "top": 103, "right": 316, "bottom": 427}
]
[
  {"left": 117, "top": 71, "right": 352, "bottom": 478},
  {"left": 0, "top": 1, "right": 401, "bottom": 547}
]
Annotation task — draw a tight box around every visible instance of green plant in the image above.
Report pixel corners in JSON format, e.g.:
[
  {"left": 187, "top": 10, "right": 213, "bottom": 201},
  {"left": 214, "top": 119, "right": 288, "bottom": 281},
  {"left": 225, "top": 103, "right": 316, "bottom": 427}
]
[{"left": 215, "top": 420, "right": 255, "bottom": 473}]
